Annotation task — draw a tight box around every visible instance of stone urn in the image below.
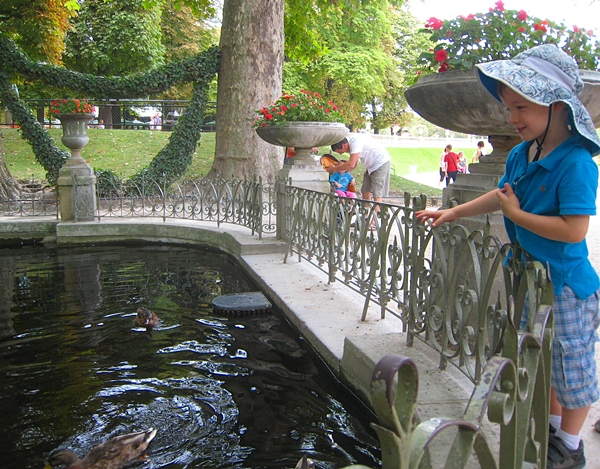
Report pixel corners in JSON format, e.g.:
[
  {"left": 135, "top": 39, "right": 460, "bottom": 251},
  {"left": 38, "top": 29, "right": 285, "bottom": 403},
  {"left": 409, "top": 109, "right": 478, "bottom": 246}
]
[
  {"left": 59, "top": 113, "right": 94, "bottom": 152},
  {"left": 57, "top": 113, "right": 96, "bottom": 222},
  {"left": 405, "top": 68, "right": 600, "bottom": 235},
  {"left": 256, "top": 121, "right": 349, "bottom": 193},
  {"left": 256, "top": 121, "right": 349, "bottom": 165}
]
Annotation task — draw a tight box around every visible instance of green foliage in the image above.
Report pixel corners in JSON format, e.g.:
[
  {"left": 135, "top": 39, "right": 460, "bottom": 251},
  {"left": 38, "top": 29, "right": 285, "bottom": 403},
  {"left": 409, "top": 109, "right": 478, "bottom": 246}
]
[
  {"left": 63, "top": 0, "right": 165, "bottom": 76},
  {"left": 0, "top": 0, "right": 78, "bottom": 63},
  {"left": 282, "top": 1, "right": 419, "bottom": 131},
  {"left": 0, "top": 71, "right": 68, "bottom": 184},
  {"left": 130, "top": 80, "right": 210, "bottom": 184},
  {"left": 0, "top": 34, "right": 220, "bottom": 185},
  {"left": 418, "top": 2, "right": 600, "bottom": 74},
  {"left": 94, "top": 168, "right": 122, "bottom": 196},
  {"left": 253, "top": 90, "right": 345, "bottom": 127}
]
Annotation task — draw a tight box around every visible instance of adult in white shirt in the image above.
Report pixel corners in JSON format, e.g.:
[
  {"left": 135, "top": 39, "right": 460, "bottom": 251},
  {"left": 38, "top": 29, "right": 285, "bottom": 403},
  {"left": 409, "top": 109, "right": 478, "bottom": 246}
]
[{"left": 328, "top": 133, "right": 391, "bottom": 211}]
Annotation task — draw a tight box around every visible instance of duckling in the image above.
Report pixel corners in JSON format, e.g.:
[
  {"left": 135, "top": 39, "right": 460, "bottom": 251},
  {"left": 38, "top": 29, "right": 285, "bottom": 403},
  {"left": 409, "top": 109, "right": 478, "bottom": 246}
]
[
  {"left": 44, "top": 428, "right": 157, "bottom": 469},
  {"left": 135, "top": 307, "right": 160, "bottom": 336}
]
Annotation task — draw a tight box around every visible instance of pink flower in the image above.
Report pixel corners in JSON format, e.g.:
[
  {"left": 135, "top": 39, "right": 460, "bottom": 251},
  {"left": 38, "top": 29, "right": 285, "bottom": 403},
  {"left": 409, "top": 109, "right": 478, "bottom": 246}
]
[
  {"left": 573, "top": 25, "right": 579, "bottom": 33},
  {"left": 517, "top": 10, "right": 527, "bottom": 21},
  {"left": 495, "top": 1, "right": 505, "bottom": 11}
]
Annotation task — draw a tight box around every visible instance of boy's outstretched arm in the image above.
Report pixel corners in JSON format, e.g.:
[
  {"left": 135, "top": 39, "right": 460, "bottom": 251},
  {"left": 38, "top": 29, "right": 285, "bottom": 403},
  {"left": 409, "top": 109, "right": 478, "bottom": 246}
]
[
  {"left": 415, "top": 189, "right": 503, "bottom": 227},
  {"left": 498, "top": 183, "right": 590, "bottom": 243}
]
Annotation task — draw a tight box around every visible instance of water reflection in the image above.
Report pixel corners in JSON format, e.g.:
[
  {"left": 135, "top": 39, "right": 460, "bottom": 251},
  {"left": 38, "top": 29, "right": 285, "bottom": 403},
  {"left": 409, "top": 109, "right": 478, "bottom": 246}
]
[{"left": 0, "top": 244, "right": 379, "bottom": 469}]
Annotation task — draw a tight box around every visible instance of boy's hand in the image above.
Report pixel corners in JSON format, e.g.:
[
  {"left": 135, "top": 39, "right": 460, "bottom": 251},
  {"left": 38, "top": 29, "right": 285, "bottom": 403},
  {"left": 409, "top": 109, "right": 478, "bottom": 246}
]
[
  {"left": 415, "top": 208, "right": 458, "bottom": 227},
  {"left": 497, "top": 183, "right": 521, "bottom": 218}
]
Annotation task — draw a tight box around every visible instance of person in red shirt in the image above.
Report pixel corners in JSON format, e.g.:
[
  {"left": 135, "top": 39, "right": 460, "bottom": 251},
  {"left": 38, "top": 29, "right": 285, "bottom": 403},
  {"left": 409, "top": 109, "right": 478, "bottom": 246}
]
[{"left": 443, "top": 144, "right": 459, "bottom": 186}]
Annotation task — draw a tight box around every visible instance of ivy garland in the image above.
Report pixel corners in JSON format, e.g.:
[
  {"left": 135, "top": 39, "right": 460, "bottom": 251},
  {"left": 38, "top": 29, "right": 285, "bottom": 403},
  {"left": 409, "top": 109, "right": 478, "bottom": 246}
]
[{"left": 0, "top": 34, "right": 221, "bottom": 185}]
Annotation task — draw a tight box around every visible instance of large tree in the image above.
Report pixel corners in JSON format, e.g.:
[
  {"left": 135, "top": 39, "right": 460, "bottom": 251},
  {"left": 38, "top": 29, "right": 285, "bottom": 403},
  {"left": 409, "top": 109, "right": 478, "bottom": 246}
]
[{"left": 208, "top": 0, "right": 284, "bottom": 182}]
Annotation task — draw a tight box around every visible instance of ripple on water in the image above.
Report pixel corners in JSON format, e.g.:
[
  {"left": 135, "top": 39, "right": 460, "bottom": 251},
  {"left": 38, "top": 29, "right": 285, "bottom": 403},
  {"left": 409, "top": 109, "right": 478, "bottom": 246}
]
[{"left": 57, "top": 376, "right": 252, "bottom": 468}]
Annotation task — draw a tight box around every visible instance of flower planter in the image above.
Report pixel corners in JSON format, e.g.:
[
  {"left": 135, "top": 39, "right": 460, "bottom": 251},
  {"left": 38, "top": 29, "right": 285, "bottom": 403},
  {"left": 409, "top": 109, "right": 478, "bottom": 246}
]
[
  {"left": 256, "top": 121, "right": 349, "bottom": 164},
  {"left": 59, "top": 113, "right": 94, "bottom": 151},
  {"left": 405, "top": 69, "right": 600, "bottom": 137},
  {"left": 405, "top": 69, "right": 600, "bottom": 235}
]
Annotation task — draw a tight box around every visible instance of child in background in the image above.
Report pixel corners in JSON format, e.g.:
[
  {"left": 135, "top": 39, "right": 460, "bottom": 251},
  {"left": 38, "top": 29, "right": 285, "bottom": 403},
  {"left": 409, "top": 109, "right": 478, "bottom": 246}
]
[
  {"left": 457, "top": 151, "right": 467, "bottom": 173},
  {"left": 416, "top": 44, "right": 600, "bottom": 469},
  {"left": 330, "top": 160, "right": 356, "bottom": 199}
]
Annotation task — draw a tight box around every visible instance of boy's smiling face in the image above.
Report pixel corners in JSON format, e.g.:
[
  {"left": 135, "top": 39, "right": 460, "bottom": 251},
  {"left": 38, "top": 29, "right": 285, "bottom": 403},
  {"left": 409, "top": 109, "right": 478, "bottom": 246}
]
[{"left": 500, "top": 87, "right": 550, "bottom": 142}]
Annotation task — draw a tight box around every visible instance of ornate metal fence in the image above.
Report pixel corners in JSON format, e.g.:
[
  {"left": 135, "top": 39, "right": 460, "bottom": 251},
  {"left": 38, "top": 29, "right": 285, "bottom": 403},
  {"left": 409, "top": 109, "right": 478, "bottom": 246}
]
[
  {"left": 93, "top": 175, "right": 276, "bottom": 238},
  {"left": 282, "top": 183, "right": 555, "bottom": 468},
  {"left": 0, "top": 183, "right": 58, "bottom": 217}
]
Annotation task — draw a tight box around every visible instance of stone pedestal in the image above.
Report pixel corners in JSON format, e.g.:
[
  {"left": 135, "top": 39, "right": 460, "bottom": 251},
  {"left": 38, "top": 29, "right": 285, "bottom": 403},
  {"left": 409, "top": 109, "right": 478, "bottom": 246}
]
[{"left": 57, "top": 114, "right": 96, "bottom": 222}]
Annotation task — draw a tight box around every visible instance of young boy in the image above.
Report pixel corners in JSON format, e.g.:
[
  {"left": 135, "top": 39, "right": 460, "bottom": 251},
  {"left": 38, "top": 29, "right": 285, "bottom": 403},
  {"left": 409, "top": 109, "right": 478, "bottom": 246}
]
[{"left": 416, "top": 44, "right": 600, "bottom": 469}]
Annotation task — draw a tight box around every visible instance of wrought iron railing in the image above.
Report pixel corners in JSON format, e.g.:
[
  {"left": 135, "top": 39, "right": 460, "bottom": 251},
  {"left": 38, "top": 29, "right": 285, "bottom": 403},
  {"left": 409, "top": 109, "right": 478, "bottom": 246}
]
[
  {"left": 92, "top": 175, "right": 277, "bottom": 238},
  {"left": 0, "top": 183, "right": 58, "bottom": 217},
  {"left": 281, "top": 183, "right": 554, "bottom": 383}
]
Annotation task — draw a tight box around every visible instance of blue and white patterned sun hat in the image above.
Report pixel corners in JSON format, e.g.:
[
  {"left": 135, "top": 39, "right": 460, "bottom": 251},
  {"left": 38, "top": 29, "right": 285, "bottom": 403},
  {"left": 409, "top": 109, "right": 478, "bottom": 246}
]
[{"left": 476, "top": 44, "right": 600, "bottom": 155}]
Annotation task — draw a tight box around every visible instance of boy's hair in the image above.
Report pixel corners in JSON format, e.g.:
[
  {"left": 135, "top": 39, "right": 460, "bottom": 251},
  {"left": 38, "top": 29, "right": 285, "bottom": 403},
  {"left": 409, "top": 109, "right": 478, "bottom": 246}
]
[
  {"left": 445, "top": 144, "right": 452, "bottom": 151},
  {"left": 331, "top": 138, "right": 348, "bottom": 152},
  {"left": 477, "top": 140, "right": 485, "bottom": 148}
]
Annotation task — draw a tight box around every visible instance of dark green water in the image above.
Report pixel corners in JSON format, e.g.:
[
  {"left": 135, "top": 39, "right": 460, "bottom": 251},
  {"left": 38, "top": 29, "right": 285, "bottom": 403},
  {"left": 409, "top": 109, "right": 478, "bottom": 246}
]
[{"left": 0, "top": 244, "right": 380, "bottom": 469}]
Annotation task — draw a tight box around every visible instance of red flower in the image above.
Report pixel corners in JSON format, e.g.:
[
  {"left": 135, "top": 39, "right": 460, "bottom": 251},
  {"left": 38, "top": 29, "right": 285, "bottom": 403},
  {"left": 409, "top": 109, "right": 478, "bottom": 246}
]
[
  {"left": 533, "top": 23, "right": 547, "bottom": 33},
  {"left": 325, "top": 108, "right": 330, "bottom": 113},
  {"left": 425, "top": 17, "right": 444, "bottom": 30},
  {"left": 434, "top": 49, "right": 448, "bottom": 63},
  {"left": 495, "top": 1, "right": 505, "bottom": 11},
  {"left": 439, "top": 61, "right": 450, "bottom": 72},
  {"left": 517, "top": 10, "right": 527, "bottom": 21},
  {"left": 265, "top": 113, "right": 273, "bottom": 120},
  {"left": 518, "top": 27, "right": 525, "bottom": 32},
  {"left": 291, "top": 103, "right": 298, "bottom": 107},
  {"left": 465, "top": 14, "right": 475, "bottom": 21}
]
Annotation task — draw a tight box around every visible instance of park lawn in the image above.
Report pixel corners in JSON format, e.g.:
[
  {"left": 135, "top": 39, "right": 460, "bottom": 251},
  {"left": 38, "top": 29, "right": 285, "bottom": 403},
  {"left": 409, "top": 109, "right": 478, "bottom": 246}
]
[{"left": 1, "top": 128, "right": 443, "bottom": 197}]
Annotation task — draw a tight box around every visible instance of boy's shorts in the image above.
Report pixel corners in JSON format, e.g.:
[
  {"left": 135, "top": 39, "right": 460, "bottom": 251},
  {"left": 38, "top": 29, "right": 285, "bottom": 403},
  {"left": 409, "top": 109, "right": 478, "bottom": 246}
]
[
  {"left": 361, "top": 161, "right": 390, "bottom": 199},
  {"left": 551, "top": 285, "right": 600, "bottom": 409}
]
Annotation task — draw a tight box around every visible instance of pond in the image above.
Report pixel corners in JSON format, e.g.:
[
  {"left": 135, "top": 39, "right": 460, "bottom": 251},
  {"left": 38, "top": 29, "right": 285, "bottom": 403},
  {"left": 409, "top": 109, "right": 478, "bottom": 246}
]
[{"left": 0, "top": 244, "right": 380, "bottom": 469}]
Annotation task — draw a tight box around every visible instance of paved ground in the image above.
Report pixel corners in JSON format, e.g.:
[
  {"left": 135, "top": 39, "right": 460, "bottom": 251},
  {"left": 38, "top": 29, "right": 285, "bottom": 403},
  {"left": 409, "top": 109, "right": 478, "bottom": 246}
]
[{"left": 404, "top": 169, "right": 600, "bottom": 462}]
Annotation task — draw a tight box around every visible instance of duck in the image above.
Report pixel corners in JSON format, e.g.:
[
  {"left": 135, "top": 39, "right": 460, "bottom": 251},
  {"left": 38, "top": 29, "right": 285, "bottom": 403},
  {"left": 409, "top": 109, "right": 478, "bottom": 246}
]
[
  {"left": 44, "top": 428, "right": 157, "bottom": 469},
  {"left": 135, "top": 307, "right": 160, "bottom": 336}
]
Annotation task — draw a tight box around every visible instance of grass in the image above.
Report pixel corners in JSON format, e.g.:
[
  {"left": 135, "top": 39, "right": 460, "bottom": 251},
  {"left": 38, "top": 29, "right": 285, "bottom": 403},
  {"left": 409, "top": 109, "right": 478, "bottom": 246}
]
[{"left": 1, "top": 127, "right": 444, "bottom": 197}]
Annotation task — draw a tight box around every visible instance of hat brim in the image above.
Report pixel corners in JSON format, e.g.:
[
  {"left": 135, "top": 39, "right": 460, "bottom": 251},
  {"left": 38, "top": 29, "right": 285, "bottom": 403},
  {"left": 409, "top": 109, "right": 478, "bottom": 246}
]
[{"left": 476, "top": 62, "right": 600, "bottom": 156}]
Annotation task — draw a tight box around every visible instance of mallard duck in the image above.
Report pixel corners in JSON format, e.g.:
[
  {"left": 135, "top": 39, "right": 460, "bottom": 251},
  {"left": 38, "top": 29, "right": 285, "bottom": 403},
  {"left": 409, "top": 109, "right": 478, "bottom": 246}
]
[
  {"left": 44, "top": 428, "right": 157, "bottom": 469},
  {"left": 135, "top": 307, "right": 160, "bottom": 336}
]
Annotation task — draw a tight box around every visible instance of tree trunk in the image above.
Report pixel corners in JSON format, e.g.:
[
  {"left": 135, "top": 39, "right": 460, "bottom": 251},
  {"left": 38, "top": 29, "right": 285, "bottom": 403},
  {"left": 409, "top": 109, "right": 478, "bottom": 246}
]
[
  {"left": 209, "top": 0, "right": 284, "bottom": 183},
  {"left": 0, "top": 130, "right": 22, "bottom": 200}
]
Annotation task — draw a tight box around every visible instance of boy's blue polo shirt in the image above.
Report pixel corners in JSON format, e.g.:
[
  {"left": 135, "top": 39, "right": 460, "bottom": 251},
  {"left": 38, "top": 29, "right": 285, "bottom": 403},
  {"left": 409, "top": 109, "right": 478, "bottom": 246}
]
[{"left": 498, "top": 136, "right": 599, "bottom": 299}]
